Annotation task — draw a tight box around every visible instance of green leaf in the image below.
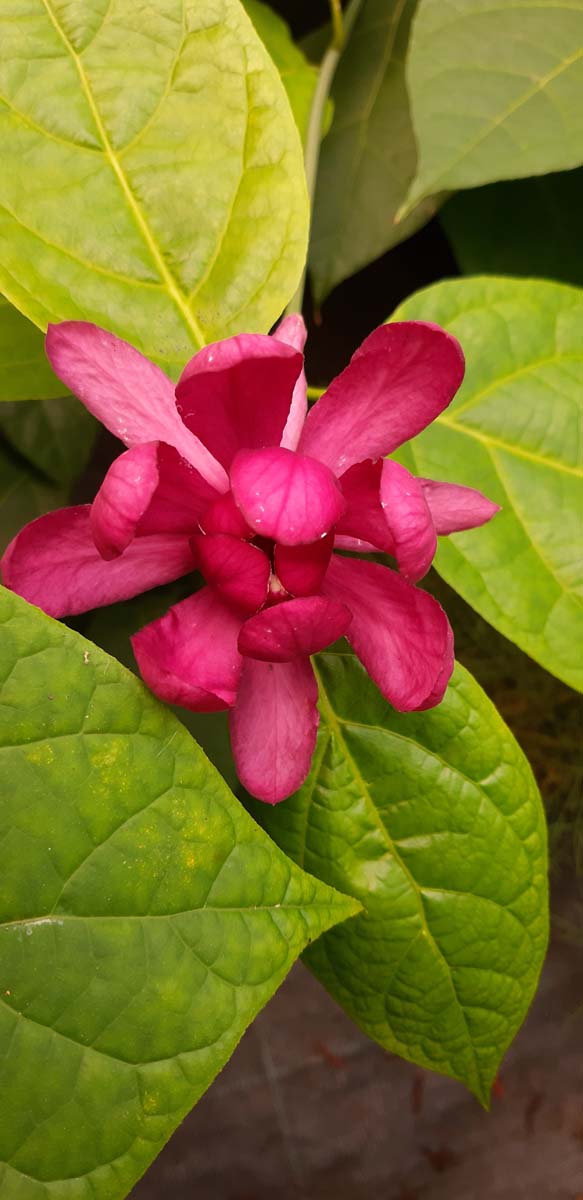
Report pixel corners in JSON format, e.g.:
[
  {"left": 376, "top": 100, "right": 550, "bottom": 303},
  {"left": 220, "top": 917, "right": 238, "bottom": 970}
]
[
  {"left": 243, "top": 0, "right": 319, "bottom": 145},
  {"left": 309, "top": 0, "right": 438, "bottom": 304},
  {"left": 0, "top": 0, "right": 308, "bottom": 377},
  {"left": 441, "top": 168, "right": 583, "bottom": 288},
  {"left": 0, "top": 297, "right": 65, "bottom": 403},
  {"left": 0, "top": 443, "right": 66, "bottom": 555},
  {"left": 402, "top": 0, "right": 583, "bottom": 215},
  {"left": 0, "top": 587, "right": 358, "bottom": 1200},
  {"left": 0, "top": 296, "right": 97, "bottom": 483},
  {"left": 391, "top": 276, "right": 583, "bottom": 692},
  {"left": 248, "top": 651, "right": 548, "bottom": 1103}
]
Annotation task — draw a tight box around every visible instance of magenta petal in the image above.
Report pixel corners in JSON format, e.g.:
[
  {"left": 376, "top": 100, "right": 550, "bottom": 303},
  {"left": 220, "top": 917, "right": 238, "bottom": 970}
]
[
  {"left": 274, "top": 534, "right": 333, "bottom": 596},
  {"left": 175, "top": 334, "right": 303, "bottom": 470},
  {"left": 229, "top": 657, "right": 319, "bottom": 803},
  {"left": 273, "top": 314, "right": 308, "bottom": 451},
  {"left": 299, "top": 321, "right": 465, "bottom": 474},
  {"left": 334, "top": 535, "right": 379, "bottom": 553},
  {"left": 46, "top": 322, "right": 227, "bottom": 491},
  {"left": 238, "top": 596, "right": 352, "bottom": 661},
  {"left": 192, "top": 534, "right": 270, "bottom": 613},
  {"left": 414, "top": 622, "right": 454, "bottom": 711},
  {"left": 137, "top": 443, "right": 219, "bottom": 537},
  {"left": 131, "top": 588, "right": 243, "bottom": 712},
  {"left": 335, "top": 459, "right": 394, "bottom": 553},
  {"left": 90, "top": 443, "right": 159, "bottom": 559},
  {"left": 323, "top": 555, "right": 454, "bottom": 711},
  {"left": 199, "top": 490, "right": 253, "bottom": 539},
  {"left": 380, "top": 460, "right": 437, "bottom": 582},
  {"left": 421, "top": 479, "right": 501, "bottom": 534},
  {"left": 230, "top": 447, "right": 346, "bottom": 546},
  {"left": 2, "top": 507, "right": 195, "bottom": 618}
]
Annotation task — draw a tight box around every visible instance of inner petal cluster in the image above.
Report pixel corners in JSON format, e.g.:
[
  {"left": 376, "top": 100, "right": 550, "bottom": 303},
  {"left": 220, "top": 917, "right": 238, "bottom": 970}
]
[{"left": 193, "top": 446, "right": 351, "bottom": 662}]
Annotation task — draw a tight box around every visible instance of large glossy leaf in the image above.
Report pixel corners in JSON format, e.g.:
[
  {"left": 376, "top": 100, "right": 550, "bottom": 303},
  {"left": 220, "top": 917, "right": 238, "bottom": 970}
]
[
  {"left": 243, "top": 0, "right": 319, "bottom": 145},
  {"left": 402, "top": 0, "right": 583, "bottom": 214},
  {"left": 391, "top": 277, "right": 583, "bottom": 692},
  {"left": 0, "top": 587, "right": 358, "bottom": 1200},
  {"left": 249, "top": 651, "right": 548, "bottom": 1103},
  {"left": 441, "top": 168, "right": 583, "bottom": 288},
  {"left": 0, "top": 0, "right": 308, "bottom": 376},
  {"left": 309, "top": 0, "right": 437, "bottom": 304}
]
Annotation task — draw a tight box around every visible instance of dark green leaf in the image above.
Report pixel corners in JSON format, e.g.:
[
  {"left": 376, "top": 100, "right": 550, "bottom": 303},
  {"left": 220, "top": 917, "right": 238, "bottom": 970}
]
[
  {"left": 402, "top": 0, "right": 583, "bottom": 214},
  {"left": 0, "top": 443, "right": 66, "bottom": 555},
  {"left": 441, "top": 169, "right": 583, "bottom": 287},
  {"left": 0, "top": 398, "right": 96, "bottom": 485},
  {"left": 309, "top": 0, "right": 437, "bottom": 304},
  {"left": 249, "top": 650, "right": 548, "bottom": 1103},
  {"left": 391, "top": 276, "right": 583, "bottom": 692},
  {"left": 0, "top": 587, "right": 359, "bottom": 1199},
  {"left": 0, "top": 0, "right": 308, "bottom": 375}
]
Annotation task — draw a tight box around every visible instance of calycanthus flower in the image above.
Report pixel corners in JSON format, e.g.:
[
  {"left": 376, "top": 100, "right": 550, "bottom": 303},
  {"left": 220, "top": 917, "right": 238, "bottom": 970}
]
[{"left": 1, "top": 316, "right": 499, "bottom": 803}]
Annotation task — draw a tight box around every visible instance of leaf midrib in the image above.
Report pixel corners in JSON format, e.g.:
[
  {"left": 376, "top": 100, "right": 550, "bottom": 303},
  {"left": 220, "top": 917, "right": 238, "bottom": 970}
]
[{"left": 40, "top": 0, "right": 206, "bottom": 350}]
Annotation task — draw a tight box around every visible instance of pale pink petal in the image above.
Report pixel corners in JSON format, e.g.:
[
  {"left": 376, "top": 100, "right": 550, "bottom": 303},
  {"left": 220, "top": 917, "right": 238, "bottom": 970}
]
[
  {"left": 1, "top": 507, "right": 194, "bottom": 618},
  {"left": 90, "top": 443, "right": 159, "bottom": 559},
  {"left": 421, "top": 479, "right": 501, "bottom": 534},
  {"left": 230, "top": 657, "right": 319, "bottom": 803},
  {"left": 45, "top": 322, "right": 227, "bottom": 491},
  {"left": 230, "top": 447, "right": 345, "bottom": 546},
  {"left": 238, "top": 596, "right": 352, "bottom": 661},
  {"left": 274, "top": 534, "right": 333, "bottom": 596},
  {"left": 335, "top": 459, "right": 394, "bottom": 553},
  {"left": 198, "top": 490, "right": 253, "bottom": 539},
  {"left": 273, "top": 314, "right": 308, "bottom": 451},
  {"left": 131, "top": 588, "right": 243, "bottom": 712},
  {"left": 175, "top": 334, "right": 303, "bottom": 470},
  {"left": 137, "top": 444, "right": 219, "bottom": 536},
  {"left": 323, "top": 555, "right": 453, "bottom": 711},
  {"left": 380, "top": 460, "right": 437, "bottom": 582},
  {"left": 299, "top": 321, "right": 465, "bottom": 474},
  {"left": 192, "top": 534, "right": 270, "bottom": 613}
]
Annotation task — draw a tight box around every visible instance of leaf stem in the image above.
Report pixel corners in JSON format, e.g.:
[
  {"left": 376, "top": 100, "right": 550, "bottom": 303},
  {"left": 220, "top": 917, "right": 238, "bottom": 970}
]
[{"left": 285, "top": 0, "right": 364, "bottom": 317}]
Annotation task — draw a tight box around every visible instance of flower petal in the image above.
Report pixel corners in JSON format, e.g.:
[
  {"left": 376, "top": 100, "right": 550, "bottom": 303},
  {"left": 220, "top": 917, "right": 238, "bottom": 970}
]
[
  {"left": 323, "top": 555, "right": 453, "bottom": 711},
  {"left": 413, "top": 622, "right": 454, "bottom": 711},
  {"left": 274, "top": 533, "right": 333, "bottom": 596},
  {"left": 175, "top": 334, "right": 303, "bottom": 470},
  {"left": 299, "top": 321, "right": 465, "bottom": 474},
  {"left": 131, "top": 588, "right": 243, "bottom": 712},
  {"left": 335, "top": 459, "right": 394, "bottom": 553},
  {"left": 192, "top": 533, "right": 270, "bottom": 613},
  {"left": 198, "top": 490, "right": 253, "bottom": 539},
  {"left": 421, "top": 479, "right": 501, "bottom": 534},
  {"left": 230, "top": 447, "right": 346, "bottom": 546},
  {"left": 2, "top": 506, "right": 194, "bottom": 618},
  {"left": 273, "top": 314, "right": 308, "bottom": 451},
  {"left": 230, "top": 657, "right": 319, "bottom": 803},
  {"left": 45, "top": 322, "right": 227, "bottom": 491},
  {"left": 380, "top": 460, "right": 437, "bottom": 582},
  {"left": 137, "top": 443, "right": 219, "bottom": 536},
  {"left": 238, "top": 596, "right": 352, "bottom": 661},
  {"left": 90, "top": 443, "right": 160, "bottom": 559}
]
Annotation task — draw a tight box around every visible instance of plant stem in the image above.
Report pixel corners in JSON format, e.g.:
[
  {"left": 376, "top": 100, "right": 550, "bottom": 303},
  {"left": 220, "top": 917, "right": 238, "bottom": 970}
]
[
  {"left": 329, "top": 0, "right": 345, "bottom": 49},
  {"left": 285, "top": 0, "right": 364, "bottom": 317}
]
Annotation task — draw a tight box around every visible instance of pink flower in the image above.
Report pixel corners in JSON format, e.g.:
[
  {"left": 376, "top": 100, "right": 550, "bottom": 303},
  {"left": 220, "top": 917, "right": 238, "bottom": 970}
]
[{"left": 1, "top": 316, "right": 499, "bottom": 803}]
